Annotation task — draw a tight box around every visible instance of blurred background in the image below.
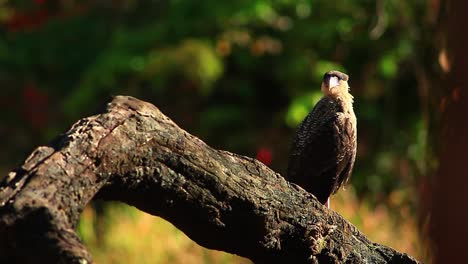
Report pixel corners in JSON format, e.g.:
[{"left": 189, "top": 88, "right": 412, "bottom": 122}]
[{"left": 0, "top": 0, "right": 453, "bottom": 263}]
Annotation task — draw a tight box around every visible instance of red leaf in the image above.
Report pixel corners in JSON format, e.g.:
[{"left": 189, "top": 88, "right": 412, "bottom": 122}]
[{"left": 256, "top": 147, "right": 273, "bottom": 166}]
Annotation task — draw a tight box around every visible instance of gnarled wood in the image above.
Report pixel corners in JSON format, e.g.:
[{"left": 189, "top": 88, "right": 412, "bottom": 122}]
[{"left": 0, "top": 96, "right": 419, "bottom": 263}]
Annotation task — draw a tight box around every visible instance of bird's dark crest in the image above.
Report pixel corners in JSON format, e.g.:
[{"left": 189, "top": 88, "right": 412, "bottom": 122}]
[{"left": 323, "top": 70, "right": 349, "bottom": 83}]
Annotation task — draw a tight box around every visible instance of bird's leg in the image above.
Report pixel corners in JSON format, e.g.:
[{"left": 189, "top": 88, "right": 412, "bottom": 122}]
[{"left": 324, "top": 198, "right": 330, "bottom": 209}]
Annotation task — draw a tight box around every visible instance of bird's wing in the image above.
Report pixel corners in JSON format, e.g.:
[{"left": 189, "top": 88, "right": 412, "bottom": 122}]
[
  {"left": 331, "top": 114, "right": 357, "bottom": 194},
  {"left": 287, "top": 98, "right": 343, "bottom": 200}
]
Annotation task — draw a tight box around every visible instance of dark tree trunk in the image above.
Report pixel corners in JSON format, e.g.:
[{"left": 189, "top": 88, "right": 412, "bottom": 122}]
[
  {"left": 0, "top": 96, "right": 419, "bottom": 264},
  {"left": 431, "top": 1, "right": 468, "bottom": 263}
]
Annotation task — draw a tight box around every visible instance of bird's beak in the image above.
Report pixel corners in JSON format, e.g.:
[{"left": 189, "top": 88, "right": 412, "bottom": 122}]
[{"left": 329, "top": 76, "right": 340, "bottom": 89}]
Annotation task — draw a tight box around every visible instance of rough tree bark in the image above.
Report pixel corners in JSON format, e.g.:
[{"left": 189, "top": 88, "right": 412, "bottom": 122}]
[{"left": 0, "top": 96, "right": 419, "bottom": 264}]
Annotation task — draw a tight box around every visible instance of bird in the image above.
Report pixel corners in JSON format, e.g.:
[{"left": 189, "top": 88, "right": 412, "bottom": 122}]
[{"left": 287, "top": 70, "right": 357, "bottom": 208}]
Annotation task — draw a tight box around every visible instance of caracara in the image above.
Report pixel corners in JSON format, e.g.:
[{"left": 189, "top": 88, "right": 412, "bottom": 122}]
[{"left": 287, "top": 70, "right": 357, "bottom": 208}]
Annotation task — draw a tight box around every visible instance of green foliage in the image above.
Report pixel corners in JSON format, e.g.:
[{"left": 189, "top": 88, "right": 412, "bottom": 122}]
[{"left": 145, "top": 39, "right": 223, "bottom": 94}]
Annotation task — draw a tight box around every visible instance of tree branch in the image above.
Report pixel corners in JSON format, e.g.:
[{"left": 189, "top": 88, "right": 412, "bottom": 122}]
[{"left": 0, "top": 96, "right": 419, "bottom": 264}]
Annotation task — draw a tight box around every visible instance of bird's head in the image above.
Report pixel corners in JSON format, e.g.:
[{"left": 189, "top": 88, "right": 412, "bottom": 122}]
[{"left": 321, "top": 70, "right": 350, "bottom": 97}]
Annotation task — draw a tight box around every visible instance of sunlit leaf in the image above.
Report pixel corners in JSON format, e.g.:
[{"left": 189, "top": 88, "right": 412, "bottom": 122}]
[{"left": 378, "top": 54, "right": 398, "bottom": 78}]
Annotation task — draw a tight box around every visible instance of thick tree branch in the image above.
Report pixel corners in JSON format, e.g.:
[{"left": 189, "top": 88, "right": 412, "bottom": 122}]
[{"left": 0, "top": 96, "right": 419, "bottom": 263}]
